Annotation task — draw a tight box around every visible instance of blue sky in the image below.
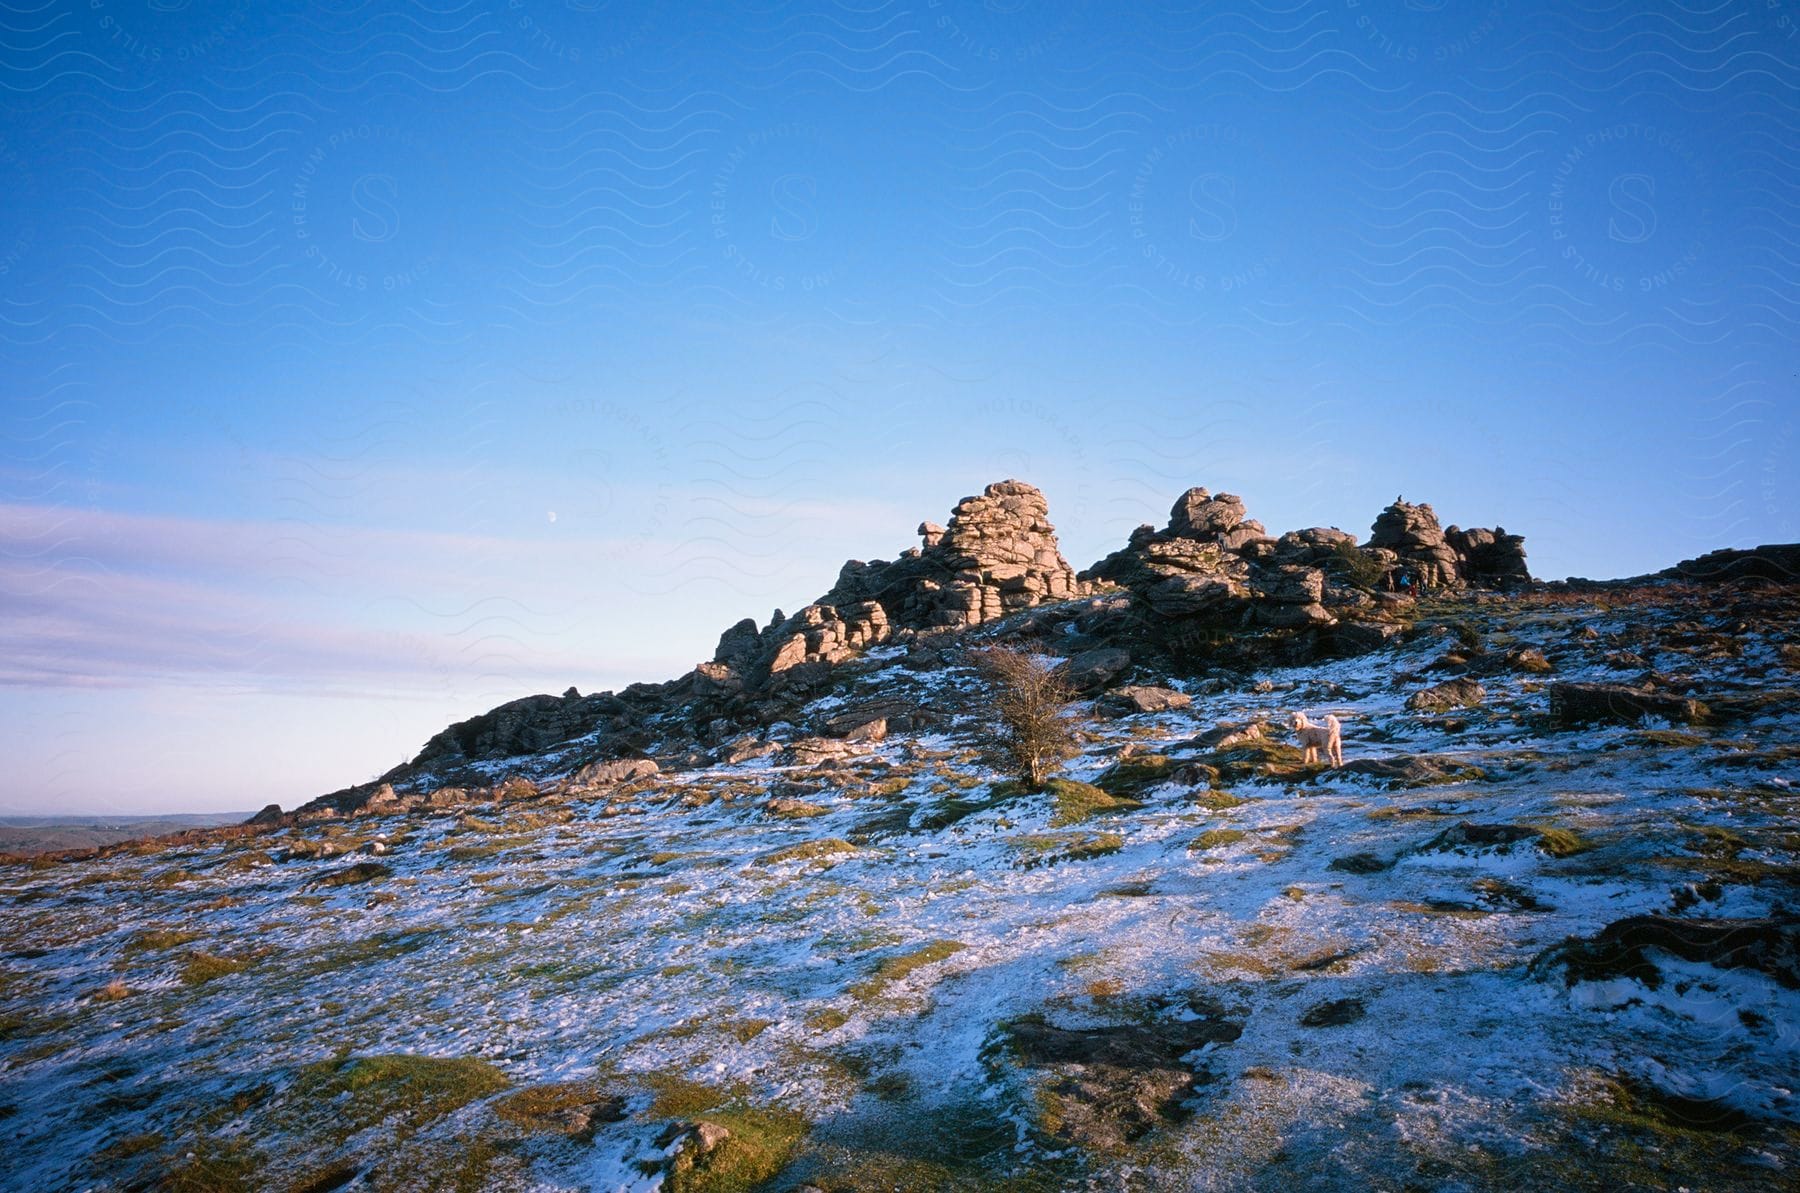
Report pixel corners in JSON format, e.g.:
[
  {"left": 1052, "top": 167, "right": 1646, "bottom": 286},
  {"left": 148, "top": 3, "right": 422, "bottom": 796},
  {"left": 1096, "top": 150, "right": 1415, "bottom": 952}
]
[{"left": 3, "top": 1, "right": 1797, "bottom": 812}]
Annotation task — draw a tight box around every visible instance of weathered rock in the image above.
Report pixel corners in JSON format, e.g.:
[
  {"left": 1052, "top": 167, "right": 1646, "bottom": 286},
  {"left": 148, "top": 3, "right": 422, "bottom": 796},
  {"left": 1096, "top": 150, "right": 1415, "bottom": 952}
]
[
  {"left": 246, "top": 804, "right": 284, "bottom": 827},
  {"left": 1299, "top": 997, "right": 1365, "bottom": 1027},
  {"left": 1333, "top": 755, "right": 1486, "bottom": 788},
  {"left": 1368, "top": 499, "right": 1528, "bottom": 589},
  {"left": 1328, "top": 852, "right": 1391, "bottom": 874},
  {"left": 413, "top": 689, "right": 619, "bottom": 764},
  {"left": 1323, "top": 620, "right": 1406, "bottom": 655},
  {"left": 1062, "top": 646, "right": 1132, "bottom": 693},
  {"left": 1081, "top": 486, "right": 1334, "bottom": 634},
  {"left": 819, "top": 480, "right": 1081, "bottom": 634},
  {"left": 718, "top": 737, "right": 776, "bottom": 765},
  {"left": 785, "top": 737, "right": 864, "bottom": 765},
  {"left": 1100, "top": 685, "right": 1193, "bottom": 716},
  {"left": 1183, "top": 720, "right": 1266, "bottom": 752},
  {"left": 493, "top": 776, "right": 540, "bottom": 802},
  {"left": 1661, "top": 543, "right": 1800, "bottom": 584},
  {"left": 571, "top": 757, "right": 659, "bottom": 787},
  {"left": 1549, "top": 682, "right": 1709, "bottom": 726},
  {"left": 1407, "top": 677, "right": 1487, "bottom": 712},
  {"left": 820, "top": 696, "right": 919, "bottom": 738}
]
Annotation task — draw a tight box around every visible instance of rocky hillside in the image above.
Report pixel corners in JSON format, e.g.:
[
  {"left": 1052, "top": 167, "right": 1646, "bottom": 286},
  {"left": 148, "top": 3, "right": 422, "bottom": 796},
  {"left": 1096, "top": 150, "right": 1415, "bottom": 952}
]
[
  {"left": 286, "top": 480, "right": 1529, "bottom": 820},
  {"left": 2, "top": 481, "right": 1797, "bottom": 1192}
]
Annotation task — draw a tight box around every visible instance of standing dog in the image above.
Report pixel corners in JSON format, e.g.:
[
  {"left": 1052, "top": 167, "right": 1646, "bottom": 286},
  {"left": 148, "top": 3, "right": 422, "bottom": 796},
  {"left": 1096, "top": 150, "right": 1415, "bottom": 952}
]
[{"left": 1291, "top": 711, "right": 1343, "bottom": 768}]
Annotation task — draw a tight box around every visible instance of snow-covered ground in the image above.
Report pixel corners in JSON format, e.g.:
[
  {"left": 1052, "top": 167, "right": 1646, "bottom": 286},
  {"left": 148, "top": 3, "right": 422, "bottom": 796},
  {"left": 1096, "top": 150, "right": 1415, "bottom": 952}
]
[{"left": 2, "top": 589, "right": 1796, "bottom": 1190}]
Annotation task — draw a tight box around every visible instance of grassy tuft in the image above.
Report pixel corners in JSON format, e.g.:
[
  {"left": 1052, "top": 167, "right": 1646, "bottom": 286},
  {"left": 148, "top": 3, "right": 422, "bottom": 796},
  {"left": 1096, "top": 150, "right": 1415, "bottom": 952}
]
[
  {"left": 1190, "top": 829, "right": 1247, "bottom": 852},
  {"left": 1010, "top": 831, "right": 1125, "bottom": 869},
  {"left": 848, "top": 940, "right": 967, "bottom": 1002},
  {"left": 756, "top": 839, "right": 860, "bottom": 866},
  {"left": 293, "top": 1053, "right": 509, "bottom": 1139},
  {"left": 179, "top": 952, "right": 249, "bottom": 986},
  {"left": 1045, "top": 778, "right": 1142, "bottom": 826}
]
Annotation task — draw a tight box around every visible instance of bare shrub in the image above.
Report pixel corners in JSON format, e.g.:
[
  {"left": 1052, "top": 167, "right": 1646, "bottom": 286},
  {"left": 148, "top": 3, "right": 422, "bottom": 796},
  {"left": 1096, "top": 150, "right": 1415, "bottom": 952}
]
[{"left": 973, "top": 645, "right": 1080, "bottom": 790}]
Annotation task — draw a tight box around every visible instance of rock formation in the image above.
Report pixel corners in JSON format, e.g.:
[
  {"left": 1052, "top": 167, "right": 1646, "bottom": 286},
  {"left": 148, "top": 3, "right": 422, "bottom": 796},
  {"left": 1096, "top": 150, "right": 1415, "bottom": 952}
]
[
  {"left": 698, "top": 480, "right": 1082, "bottom": 694},
  {"left": 821, "top": 479, "right": 1081, "bottom": 629},
  {"left": 1366, "top": 499, "right": 1527, "bottom": 589},
  {"left": 287, "top": 476, "right": 1537, "bottom": 820},
  {"left": 1081, "top": 487, "right": 1336, "bottom": 630}
]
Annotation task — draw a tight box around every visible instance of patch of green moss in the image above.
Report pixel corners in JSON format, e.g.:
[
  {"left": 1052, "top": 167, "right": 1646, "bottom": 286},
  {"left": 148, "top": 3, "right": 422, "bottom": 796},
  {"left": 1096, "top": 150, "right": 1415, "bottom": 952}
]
[
  {"left": 292, "top": 1054, "right": 509, "bottom": 1140},
  {"left": 311, "top": 861, "right": 392, "bottom": 888},
  {"left": 1093, "top": 755, "right": 1179, "bottom": 799},
  {"left": 807, "top": 1008, "right": 850, "bottom": 1032},
  {"left": 756, "top": 839, "right": 860, "bottom": 866},
  {"left": 155, "top": 1139, "right": 264, "bottom": 1192},
  {"left": 179, "top": 951, "right": 249, "bottom": 986},
  {"left": 1191, "top": 788, "right": 1247, "bottom": 811},
  {"left": 1009, "top": 831, "right": 1125, "bottom": 869},
  {"left": 124, "top": 928, "right": 203, "bottom": 954},
  {"left": 1045, "top": 778, "right": 1142, "bottom": 827},
  {"left": 848, "top": 940, "right": 967, "bottom": 1002},
  {"left": 664, "top": 1103, "right": 809, "bottom": 1193},
  {"left": 493, "top": 1080, "right": 620, "bottom": 1134},
  {"left": 1189, "top": 829, "right": 1247, "bottom": 852},
  {"left": 1527, "top": 824, "right": 1591, "bottom": 858},
  {"left": 767, "top": 800, "right": 829, "bottom": 819}
]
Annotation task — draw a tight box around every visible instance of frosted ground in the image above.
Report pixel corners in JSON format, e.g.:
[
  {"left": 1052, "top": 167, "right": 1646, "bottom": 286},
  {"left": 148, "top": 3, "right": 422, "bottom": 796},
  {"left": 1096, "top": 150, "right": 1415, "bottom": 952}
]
[{"left": 2, "top": 589, "right": 1796, "bottom": 1191}]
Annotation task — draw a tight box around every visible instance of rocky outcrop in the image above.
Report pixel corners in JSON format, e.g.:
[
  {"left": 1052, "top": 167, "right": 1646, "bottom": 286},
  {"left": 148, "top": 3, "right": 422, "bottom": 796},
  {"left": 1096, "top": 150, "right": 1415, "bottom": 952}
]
[
  {"left": 696, "top": 480, "right": 1082, "bottom": 699},
  {"left": 414, "top": 688, "right": 614, "bottom": 765},
  {"left": 821, "top": 479, "right": 1081, "bottom": 630},
  {"left": 1080, "top": 487, "right": 1335, "bottom": 631},
  {"left": 1367, "top": 499, "right": 1528, "bottom": 589},
  {"left": 1660, "top": 544, "right": 1800, "bottom": 584}
]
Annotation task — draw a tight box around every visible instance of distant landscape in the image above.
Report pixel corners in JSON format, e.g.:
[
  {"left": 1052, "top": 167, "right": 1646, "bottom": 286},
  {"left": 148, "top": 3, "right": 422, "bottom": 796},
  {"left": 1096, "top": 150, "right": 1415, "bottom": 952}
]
[{"left": 0, "top": 815, "right": 249, "bottom": 857}]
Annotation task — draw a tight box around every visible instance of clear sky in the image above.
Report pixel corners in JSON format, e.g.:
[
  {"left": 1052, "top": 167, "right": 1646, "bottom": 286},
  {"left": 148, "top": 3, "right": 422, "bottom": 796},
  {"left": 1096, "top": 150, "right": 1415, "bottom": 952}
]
[{"left": 3, "top": 1, "right": 1797, "bottom": 814}]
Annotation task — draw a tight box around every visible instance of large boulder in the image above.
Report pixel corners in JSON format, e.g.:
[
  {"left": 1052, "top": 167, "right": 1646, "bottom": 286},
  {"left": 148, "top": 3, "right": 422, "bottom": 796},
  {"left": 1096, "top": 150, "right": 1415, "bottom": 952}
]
[
  {"left": 1062, "top": 647, "right": 1132, "bottom": 693},
  {"left": 1407, "top": 677, "right": 1487, "bottom": 712},
  {"left": 1100, "top": 685, "right": 1193, "bottom": 716},
  {"left": 1549, "top": 682, "right": 1709, "bottom": 726},
  {"left": 570, "top": 757, "right": 659, "bottom": 787}
]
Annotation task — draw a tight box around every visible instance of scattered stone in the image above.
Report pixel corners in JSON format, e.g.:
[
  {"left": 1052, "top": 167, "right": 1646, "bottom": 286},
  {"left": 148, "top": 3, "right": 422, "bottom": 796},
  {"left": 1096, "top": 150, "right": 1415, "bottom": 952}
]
[
  {"left": 1328, "top": 852, "right": 1391, "bottom": 874},
  {"left": 1299, "top": 998, "right": 1365, "bottom": 1027},
  {"left": 493, "top": 776, "right": 540, "bottom": 802},
  {"left": 785, "top": 737, "right": 865, "bottom": 765},
  {"left": 570, "top": 758, "right": 659, "bottom": 787},
  {"left": 1333, "top": 756, "right": 1487, "bottom": 788},
  {"left": 719, "top": 737, "right": 778, "bottom": 765},
  {"left": 1100, "top": 685, "right": 1193, "bottom": 716},
  {"left": 1407, "top": 677, "right": 1487, "bottom": 713}
]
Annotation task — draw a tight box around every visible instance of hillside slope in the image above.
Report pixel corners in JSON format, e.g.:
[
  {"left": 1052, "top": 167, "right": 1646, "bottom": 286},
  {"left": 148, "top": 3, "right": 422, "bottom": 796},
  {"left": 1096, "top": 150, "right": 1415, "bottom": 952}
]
[{"left": 2, "top": 576, "right": 1797, "bottom": 1190}]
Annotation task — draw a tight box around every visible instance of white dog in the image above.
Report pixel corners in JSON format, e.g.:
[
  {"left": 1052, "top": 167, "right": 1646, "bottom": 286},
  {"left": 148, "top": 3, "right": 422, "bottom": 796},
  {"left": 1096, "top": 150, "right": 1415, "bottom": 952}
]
[{"left": 1291, "top": 711, "right": 1343, "bottom": 768}]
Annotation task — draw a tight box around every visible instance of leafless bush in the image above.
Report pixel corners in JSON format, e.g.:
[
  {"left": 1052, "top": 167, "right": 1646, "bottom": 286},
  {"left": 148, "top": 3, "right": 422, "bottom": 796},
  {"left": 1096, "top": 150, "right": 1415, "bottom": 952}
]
[{"left": 973, "top": 645, "right": 1080, "bottom": 790}]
